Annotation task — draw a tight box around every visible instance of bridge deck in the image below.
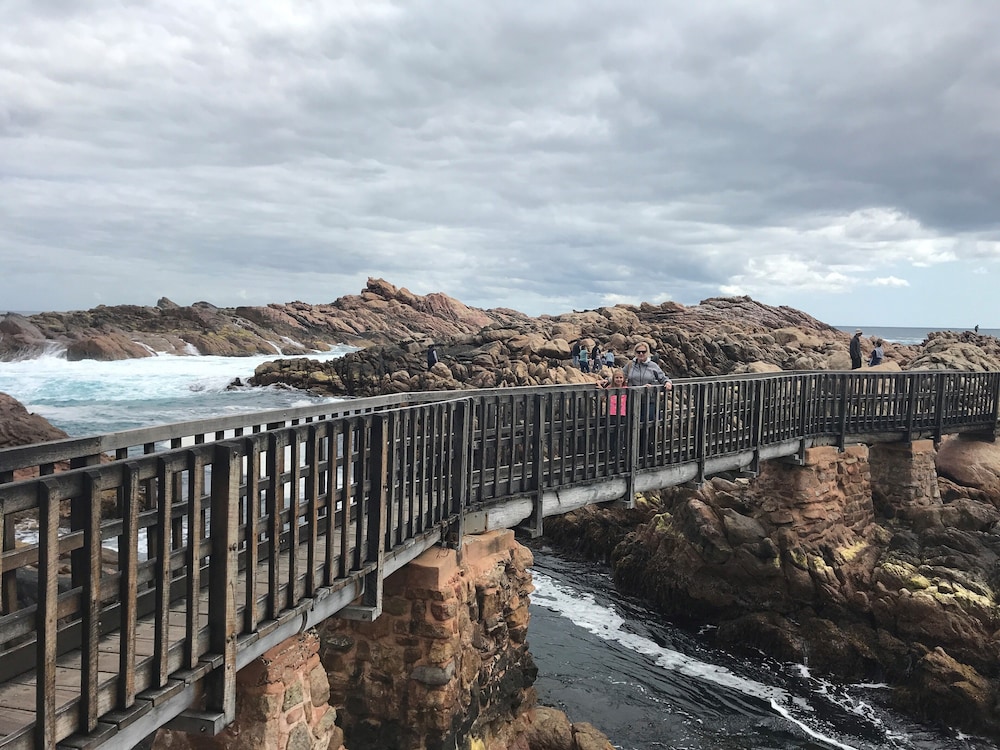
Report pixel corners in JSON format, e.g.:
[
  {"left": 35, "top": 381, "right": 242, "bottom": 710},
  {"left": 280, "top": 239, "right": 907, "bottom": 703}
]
[
  {"left": 0, "top": 371, "right": 997, "bottom": 748},
  {"left": 0, "top": 529, "right": 348, "bottom": 749}
]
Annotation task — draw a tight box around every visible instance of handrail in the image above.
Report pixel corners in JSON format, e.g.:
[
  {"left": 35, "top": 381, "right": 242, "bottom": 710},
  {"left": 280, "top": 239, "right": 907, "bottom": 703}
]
[{"left": 0, "top": 369, "right": 997, "bottom": 748}]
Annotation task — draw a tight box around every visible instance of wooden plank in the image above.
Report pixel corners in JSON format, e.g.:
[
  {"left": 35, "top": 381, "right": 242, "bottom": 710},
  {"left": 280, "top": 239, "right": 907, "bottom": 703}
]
[
  {"left": 207, "top": 443, "right": 240, "bottom": 723},
  {"left": 184, "top": 450, "right": 204, "bottom": 670},
  {"left": 37, "top": 479, "right": 61, "bottom": 748},
  {"left": 305, "top": 426, "right": 320, "bottom": 597},
  {"left": 118, "top": 463, "right": 140, "bottom": 708},
  {"left": 154, "top": 458, "right": 174, "bottom": 687},
  {"left": 287, "top": 430, "right": 300, "bottom": 610},
  {"left": 1, "top": 503, "right": 16, "bottom": 617},
  {"left": 324, "top": 423, "right": 339, "bottom": 587},
  {"left": 353, "top": 419, "right": 368, "bottom": 571},
  {"left": 266, "top": 432, "right": 282, "bottom": 621},
  {"left": 81, "top": 470, "right": 103, "bottom": 732},
  {"left": 243, "top": 437, "right": 261, "bottom": 633},
  {"left": 339, "top": 425, "right": 353, "bottom": 578}
]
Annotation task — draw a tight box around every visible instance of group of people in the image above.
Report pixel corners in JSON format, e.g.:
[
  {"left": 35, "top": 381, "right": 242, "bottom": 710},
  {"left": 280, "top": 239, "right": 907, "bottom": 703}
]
[
  {"left": 849, "top": 330, "right": 885, "bottom": 369},
  {"left": 571, "top": 340, "right": 617, "bottom": 373},
  {"left": 596, "top": 342, "right": 673, "bottom": 421}
]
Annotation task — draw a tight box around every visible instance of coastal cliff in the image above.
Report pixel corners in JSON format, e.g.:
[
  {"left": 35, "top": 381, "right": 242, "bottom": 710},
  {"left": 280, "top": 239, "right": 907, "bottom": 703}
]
[{"left": 0, "top": 278, "right": 532, "bottom": 360}]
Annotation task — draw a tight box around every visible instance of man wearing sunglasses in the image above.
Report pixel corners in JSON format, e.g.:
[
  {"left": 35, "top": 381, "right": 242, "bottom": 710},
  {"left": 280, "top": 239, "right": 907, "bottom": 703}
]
[{"left": 624, "top": 343, "right": 673, "bottom": 390}]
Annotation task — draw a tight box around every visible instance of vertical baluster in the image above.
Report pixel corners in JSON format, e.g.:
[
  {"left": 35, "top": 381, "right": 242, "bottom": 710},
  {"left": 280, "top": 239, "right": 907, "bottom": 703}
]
[
  {"left": 81, "top": 470, "right": 103, "bottom": 731},
  {"left": 266, "top": 432, "right": 283, "bottom": 620},
  {"left": 186, "top": 448, "right": 206, "bottom": 669},
  {"left": 305, "top": 426, "right": 320, "bottom": 597},
  {"left": 35, "top": 478, "right": 59, "bottom": 748},
  {"left": 287, "top": 430, "right": 300, "bottom": 609},
  {"left": 338, "top": 423, "right": 353, "bottom": 578},
  {"left": 324, "top": 423, "right": 340, "bottom": 584},
  {"left": 118, "top": 463, "right": 140, "bottom": 709},
  {"left": 154, "top": 457, "right": 173, "bottom": 687},
  {"left": 207, "top": 443, "right": 240, "bottom": 723},
  {"left": 353, "top": 418, "right": 369, "bottom": 571}
]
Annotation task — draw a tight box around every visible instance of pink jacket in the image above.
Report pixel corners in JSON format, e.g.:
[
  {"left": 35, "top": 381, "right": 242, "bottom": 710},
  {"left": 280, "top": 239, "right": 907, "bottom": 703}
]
[{"left": 609, "top": 392, "right": 627, "bottom": 416}]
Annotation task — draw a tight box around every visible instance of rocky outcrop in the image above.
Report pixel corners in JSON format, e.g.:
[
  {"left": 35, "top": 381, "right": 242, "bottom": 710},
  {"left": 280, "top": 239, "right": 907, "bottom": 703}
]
[
  {"left": 246, "top": 297, "right": 913, "bottom": 397},
  {"left": 0, "top": 279, "right": 534, "bottom": 361},
  {"left": 0, "top": 393, "right": 69, "bottom": 480},
  {"left": 907, "top": 330, "right": 1000, "bottom": 371},
  {"left": 0, "top": 393, "right": 68, "bottom": 450}
]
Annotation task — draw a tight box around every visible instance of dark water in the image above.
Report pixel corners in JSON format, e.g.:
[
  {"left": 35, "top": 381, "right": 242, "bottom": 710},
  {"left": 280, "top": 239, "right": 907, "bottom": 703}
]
[{"left": 526, "top": 545, "right": 998, "bottom": 750}]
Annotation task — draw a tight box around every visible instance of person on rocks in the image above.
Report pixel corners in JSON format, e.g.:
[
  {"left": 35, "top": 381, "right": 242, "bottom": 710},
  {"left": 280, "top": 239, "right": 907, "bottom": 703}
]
[
  {"left": 571, "top": 340, "right": 582, "bottom": 369},
  {"left": 850, "top": 329, "right": 864, "bottom": 370},
  {"left": 868, "top": 338, "right": 885, "bottom": 367},
  {"left": 591, "top": 342, "right": 602, "bottom": 369},
  {"left": 578, "top": 345, "right": 590, "bottom": 373},
  {"left": 604, "top": 348, "right": 615, "bottom": 368},
  {"left": 427, "top": 345, "right": 439, "bottom": 370}
]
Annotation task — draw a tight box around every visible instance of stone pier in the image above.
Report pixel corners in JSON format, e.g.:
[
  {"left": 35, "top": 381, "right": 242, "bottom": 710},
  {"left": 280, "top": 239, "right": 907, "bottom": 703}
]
[
  {"left": 152, "top": 529, "right": 540, "bottom": 750},
  {"left": 315, "top": 529, "right": 538, "bottom": 750}
]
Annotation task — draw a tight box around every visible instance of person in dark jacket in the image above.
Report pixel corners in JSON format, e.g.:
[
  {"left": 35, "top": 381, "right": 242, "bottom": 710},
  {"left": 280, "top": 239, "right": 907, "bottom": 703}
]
[
  {"left": 868, "top": 339, "right": 884, "bottom": 367},
  {"left": 427, "top": 346, "right": 439, "bottom": 370},
  {"left": 850, "top": 329, "right": 863, "bottom": 369}
]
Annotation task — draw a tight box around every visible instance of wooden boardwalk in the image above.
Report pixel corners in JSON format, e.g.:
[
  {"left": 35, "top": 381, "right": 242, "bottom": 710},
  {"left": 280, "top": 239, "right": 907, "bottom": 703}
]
[{"left": 0, "top": 371, "right": 997, "bottom": 748}]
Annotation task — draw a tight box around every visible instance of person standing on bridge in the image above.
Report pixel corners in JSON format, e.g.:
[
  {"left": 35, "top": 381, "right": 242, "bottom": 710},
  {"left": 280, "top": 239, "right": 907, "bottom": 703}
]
[
  {"left": 624, "top": 342, "right": 672, "bottom": 454},
  {"left": 850, "top": 329, "right": 864, "bottom": 370},
  {"left": 624, "top": 342, "right": 673, "bottom": 390},
  {"left": 598, "top": 368, "right": 629, "bottom": 458}
]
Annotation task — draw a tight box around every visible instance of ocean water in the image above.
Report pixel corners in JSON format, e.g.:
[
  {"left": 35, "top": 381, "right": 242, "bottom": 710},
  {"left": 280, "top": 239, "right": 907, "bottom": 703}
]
[
  {"left": 529, "top": 548, "right": 996, "bottom": 750},
  {"left": 1, "top": 352, "right": 997, "bottom": 749},
  {"left": 0, "top": 348, "right": 353, "bottom": 436},
  {"left": 836, "top": 326, "right": 997, "bottom": 346}
]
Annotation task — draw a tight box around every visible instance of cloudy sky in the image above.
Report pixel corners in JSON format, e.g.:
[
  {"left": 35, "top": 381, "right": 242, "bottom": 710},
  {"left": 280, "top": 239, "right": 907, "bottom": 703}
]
[{"left": 3, "top": 1, "right": 999, "bottom": 327}]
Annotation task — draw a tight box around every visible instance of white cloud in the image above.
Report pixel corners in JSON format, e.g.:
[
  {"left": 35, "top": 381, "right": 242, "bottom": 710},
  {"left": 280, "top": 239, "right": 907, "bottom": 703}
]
[{"left": 870, "top": 276, "right": 909, "bottom": 288}]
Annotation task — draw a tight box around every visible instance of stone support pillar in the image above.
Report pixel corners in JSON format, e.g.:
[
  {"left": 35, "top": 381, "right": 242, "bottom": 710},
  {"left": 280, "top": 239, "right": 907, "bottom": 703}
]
[
  {"left": 316, "top": 529, "right": 538, "bottom": 750},
  {"left": 868, "top": 439, "right": 941, "bottom": 525},
  {"left": 751, "top": 444, "right": 874, "bottom": 544},
  {"left": 154, "top": 631, "right": 343, "bottom": 750}
]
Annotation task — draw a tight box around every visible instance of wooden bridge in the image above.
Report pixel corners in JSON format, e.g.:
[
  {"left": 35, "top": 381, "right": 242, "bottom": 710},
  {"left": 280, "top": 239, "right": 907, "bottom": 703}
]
[{"left": 0, "top": 369, "right": 997, "bottom": 749}]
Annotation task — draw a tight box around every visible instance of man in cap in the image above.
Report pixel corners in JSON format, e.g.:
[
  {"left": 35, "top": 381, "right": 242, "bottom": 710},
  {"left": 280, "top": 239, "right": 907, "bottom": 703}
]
[{"left": 850, "top": 329, "right": 863, "bottom": 370}]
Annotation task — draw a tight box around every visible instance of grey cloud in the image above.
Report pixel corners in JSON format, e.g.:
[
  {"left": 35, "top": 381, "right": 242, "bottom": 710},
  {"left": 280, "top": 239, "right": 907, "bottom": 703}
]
[{"left": 2, "top": 1, "right": 999, "bottom": 324}]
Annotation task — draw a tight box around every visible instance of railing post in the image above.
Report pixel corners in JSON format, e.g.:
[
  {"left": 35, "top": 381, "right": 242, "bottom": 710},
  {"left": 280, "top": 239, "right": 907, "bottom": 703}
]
[
  {"left": 81, "top": 469, "right": 104, "bottom": 732},
  {"left": 990, "top": 373, "right": 1000, "bottom": 439},
  {"left": 524, "top": 394, "right": 545, "bottom": 537},
  {"left": 0, "top": 501, "right": 15, "bottom": 616},
  {"left": 450, "top": 400, "right": 471, "bottom": 546},
  {"left": 368, "top": 415, "right": 388, "bottom": 613},
  {"left": 749, "top": 381, "right": 765, "bottom": 475},
  {"left": 206, "top": 443, "right": 240, "bottom": 725},
  {"left": 934, "top": 373, "right": 947, "bottom": 442},
  {"left": 838, "top": 374, "right": 850, "bottom": 450},
  {"left": 695, "top": 384, "right": 707, "bottom": 485},
  {"left": 343, "top": 415, "right": 388, "bottom": 620},
  {"left": 36, "top": 477, "right": 60, "bottom": 749},
  {"left": 626, "top": 389, "right": 640, "bottom": 507}
]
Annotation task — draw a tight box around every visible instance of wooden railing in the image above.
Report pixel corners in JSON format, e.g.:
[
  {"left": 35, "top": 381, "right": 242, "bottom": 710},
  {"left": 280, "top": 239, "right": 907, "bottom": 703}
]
[{"left": 0, "top": 369, "right": 997, "bottom": 748}]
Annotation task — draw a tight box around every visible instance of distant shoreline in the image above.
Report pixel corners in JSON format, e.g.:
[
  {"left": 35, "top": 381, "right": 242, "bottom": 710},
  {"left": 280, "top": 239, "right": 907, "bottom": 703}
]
[{"left": 834, "top": 325, "right": 994, "bottom": 345}]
